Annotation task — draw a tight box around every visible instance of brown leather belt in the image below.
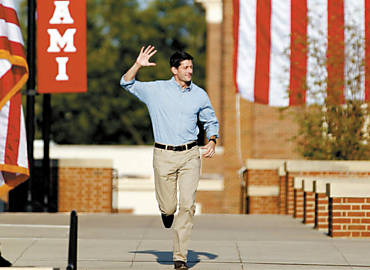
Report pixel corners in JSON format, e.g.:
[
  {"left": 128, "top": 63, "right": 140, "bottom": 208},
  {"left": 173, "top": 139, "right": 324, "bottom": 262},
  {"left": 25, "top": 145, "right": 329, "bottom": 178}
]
[{"left": 154, "top": 141, "right": 197, "bottom": 151}]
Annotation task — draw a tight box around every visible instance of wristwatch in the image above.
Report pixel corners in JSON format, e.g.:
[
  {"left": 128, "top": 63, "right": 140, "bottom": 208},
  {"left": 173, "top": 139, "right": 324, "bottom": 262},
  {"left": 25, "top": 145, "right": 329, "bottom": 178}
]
[{"left": 209, "top": 138, "right": 217, "bottom": 144}]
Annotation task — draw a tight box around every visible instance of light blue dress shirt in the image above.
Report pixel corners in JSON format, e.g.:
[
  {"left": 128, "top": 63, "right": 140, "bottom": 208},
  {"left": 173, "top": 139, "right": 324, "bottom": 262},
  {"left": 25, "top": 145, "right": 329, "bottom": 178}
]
[{"left": 120, "top": 76, "right": 219, "bottom": 146}]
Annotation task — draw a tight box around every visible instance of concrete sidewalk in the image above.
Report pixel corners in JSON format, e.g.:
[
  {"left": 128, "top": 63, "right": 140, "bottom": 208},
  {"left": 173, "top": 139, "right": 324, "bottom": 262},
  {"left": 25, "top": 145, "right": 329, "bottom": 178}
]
[{"left": 0, "top": 213, "right": 370, "bottom": 269}]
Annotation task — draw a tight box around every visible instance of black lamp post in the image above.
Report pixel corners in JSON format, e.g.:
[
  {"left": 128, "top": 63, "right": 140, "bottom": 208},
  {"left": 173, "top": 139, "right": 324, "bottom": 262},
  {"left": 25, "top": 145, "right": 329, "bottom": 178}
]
[{"left": 25, "top": 0, "right": 36, "bottom": 212}]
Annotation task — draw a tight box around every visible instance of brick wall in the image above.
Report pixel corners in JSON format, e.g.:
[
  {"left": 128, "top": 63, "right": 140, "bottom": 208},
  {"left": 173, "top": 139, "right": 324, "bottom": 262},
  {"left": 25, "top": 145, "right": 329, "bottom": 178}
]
[
  {"left": 328, "top": 197, "right": 370, "bottom": 237},
  {"left": 248, "top": 196, "right": 280, "bottom": 214},
  {"left": 201, "top": 151, "right": 224, "bottom": 175},
  {"left": 246, "top": 169, "right": 280, "bottom": 214},
  {"left": 294, "top": 188, "right": 304, "bottom": 219},
  {"left": 286, "top": 171, "right": 370, "bottom": 217},
  {"left": 247, "top": 169, "right": 280, "bottom": 186},
  {"left": 58, "top": 159, "right": 113, "bottom": 213},
  {"left": 315, "top": 193, "right": 329, "bottom": 230},
  {"left": 241, "top": 161, "right": 370, "bottom": 219},
  {"left": 200, "top": 151, "right": 225, "bottom": 213},
  {"left": 303, "top": 191, "right": 315, "bottom": 225},
  {"left": 252, "top": 104, "right": 301, "bottom": 159},
  {"left": 313, "top": 177, "right": 370, "bottom": 232},
  {"left": 222, "top": 0, "right": 244, "bottom": 214},
  {"left": 239, "top": 160, "right": 370, "bottom": 238},
  {"left": 206, "top": 22, "right": 223, "bottom": 144},
  {"left": 279, "top": 174, "right": 287, "bottom": 214},
  {"left": 286, "top": 175, "right": 295, "bottom": 215},
  {"left": 196, "top": 190, "right": 224, "bottom": 213},
  {"left": 242, "top": 160, "right": 285, "bottom": 214}
]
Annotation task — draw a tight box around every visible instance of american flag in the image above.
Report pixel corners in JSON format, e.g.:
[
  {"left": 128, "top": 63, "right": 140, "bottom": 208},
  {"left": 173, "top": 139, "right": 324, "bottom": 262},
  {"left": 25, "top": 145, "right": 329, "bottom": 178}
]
[
  {"left": 234, "top": 0, "right": 370, "bottom": 106},
  {"left": 0, "top": 0, "right": 29, "bottom": 196}
]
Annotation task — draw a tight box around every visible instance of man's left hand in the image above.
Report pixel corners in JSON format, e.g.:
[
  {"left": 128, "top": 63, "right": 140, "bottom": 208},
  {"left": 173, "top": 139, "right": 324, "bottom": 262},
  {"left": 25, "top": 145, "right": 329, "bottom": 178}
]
[{"left": 201, "top": 141, "right": 216, "bottom": 158}]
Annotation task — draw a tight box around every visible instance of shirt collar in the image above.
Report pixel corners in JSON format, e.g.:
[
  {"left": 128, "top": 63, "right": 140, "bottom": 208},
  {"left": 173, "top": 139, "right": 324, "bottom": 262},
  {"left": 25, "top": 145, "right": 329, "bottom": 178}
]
[{"left": 170, "top": 77, "right": 193, "bottom": 92}]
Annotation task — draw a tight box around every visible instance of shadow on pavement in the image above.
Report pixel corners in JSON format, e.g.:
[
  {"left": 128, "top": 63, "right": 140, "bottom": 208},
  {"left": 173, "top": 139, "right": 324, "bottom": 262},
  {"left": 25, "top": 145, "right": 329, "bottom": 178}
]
[{"left": 130, "top": 249, "right": 218, "bottom": 268}]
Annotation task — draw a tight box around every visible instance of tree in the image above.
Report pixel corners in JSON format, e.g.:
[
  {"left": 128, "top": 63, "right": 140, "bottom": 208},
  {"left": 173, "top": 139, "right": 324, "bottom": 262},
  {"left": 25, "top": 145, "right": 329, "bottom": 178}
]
[
  {"left": 291, "top": 20, "right": 370, "bottom": 160},
  {"left": 20, "top": 0, "right": 206, "bottom": 144}
]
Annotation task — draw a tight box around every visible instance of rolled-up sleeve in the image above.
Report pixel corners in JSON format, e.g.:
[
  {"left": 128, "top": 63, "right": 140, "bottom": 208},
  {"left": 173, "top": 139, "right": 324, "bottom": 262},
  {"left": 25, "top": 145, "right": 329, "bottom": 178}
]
[
  {"left": 120, "top": 75, "right": 151, "bottom": 104},
  {"left": 199, "top": 96, "right": 219, "bottom": 139}
]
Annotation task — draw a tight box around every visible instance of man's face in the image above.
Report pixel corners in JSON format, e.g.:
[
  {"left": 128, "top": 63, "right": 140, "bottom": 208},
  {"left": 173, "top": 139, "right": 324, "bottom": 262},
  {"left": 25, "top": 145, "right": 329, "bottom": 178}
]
[{"left": 173, "top": 60, "right": 193, "bottom": 83}]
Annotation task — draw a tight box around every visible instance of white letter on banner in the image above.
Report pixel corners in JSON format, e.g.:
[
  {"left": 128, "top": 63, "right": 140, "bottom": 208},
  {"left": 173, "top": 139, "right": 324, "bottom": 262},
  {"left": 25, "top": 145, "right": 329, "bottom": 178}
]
[
  {"left": 56, "top": 57, "right": 69, "bottom": 80},
  {"left": 47, "top": 29, "right": 77, "bottom": 52},
  {"left": 49, "top": 1, "right": 74, "bottom": 24}
]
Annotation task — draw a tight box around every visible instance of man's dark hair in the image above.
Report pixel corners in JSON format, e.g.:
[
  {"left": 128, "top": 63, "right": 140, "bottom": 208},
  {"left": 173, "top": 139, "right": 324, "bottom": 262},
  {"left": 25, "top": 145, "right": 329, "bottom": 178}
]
[{"left": 169, "top": 51, "right": 193, "bottom": 68}]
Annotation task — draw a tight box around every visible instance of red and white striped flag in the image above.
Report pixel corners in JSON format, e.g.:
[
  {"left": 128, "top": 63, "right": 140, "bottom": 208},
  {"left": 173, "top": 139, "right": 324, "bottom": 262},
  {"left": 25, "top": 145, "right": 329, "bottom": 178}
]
[
  {"left": 234, "top": 0, "right": 370, "bottom": 106},
  {"left": 0, "top": 0, "right": 29, "bottom": 196}
]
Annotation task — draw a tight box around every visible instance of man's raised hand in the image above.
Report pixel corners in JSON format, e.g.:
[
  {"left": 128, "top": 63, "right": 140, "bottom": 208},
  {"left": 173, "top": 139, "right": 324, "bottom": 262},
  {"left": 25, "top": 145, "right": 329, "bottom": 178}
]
[
  {"left": 123, "top": 45, "right": 157, "bottom": 81},
  {"left": 136, "top": 45, "right": 157, "bottom": 67}
]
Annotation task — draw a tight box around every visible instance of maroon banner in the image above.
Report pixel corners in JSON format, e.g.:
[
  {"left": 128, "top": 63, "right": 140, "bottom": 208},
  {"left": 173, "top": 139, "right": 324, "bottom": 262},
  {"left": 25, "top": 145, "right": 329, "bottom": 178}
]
[{"left": 37, "top": 0, "right": 87, "bottom": 93}]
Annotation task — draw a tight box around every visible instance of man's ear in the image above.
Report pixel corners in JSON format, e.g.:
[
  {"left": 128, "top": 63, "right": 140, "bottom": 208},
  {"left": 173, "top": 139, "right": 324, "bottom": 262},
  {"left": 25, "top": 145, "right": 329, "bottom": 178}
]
[{"left": 171, "top": 66, "right": 177, "bottom": 75}]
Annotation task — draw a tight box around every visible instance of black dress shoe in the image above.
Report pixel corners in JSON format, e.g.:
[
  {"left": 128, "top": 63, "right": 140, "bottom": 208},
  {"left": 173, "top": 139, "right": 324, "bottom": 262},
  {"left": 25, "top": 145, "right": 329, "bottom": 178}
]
[
  {"left": 0, "top": 254, "right": 11, "bottom": 267},
  {"left": 174, "top": 260, "right": 188, "bottom": 270},
  {"left": 161, "top": 213, "right": 174, "bottom": 228}
]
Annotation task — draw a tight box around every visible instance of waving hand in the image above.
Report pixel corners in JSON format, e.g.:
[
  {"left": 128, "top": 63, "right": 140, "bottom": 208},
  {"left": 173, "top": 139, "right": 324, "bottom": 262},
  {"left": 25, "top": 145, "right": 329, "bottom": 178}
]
[
  {"left": 124, "top": 45, "right": 157, "bottom": 81},
  {"left": 136, "top": 45, "right": 157, "bottom": 67}
]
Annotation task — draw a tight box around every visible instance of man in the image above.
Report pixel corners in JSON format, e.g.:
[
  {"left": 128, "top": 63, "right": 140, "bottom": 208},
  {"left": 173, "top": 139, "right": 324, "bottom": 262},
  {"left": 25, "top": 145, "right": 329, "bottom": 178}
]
[{"left": 120, "top": 45, "right": 219, "bottom": 270}]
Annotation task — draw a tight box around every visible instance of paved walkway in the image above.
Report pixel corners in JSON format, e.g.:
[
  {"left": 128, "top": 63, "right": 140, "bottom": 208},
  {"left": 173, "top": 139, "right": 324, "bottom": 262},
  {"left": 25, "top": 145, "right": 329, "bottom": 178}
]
[{"left": 0, "top": 213, "right": 370, "bottom": 269}]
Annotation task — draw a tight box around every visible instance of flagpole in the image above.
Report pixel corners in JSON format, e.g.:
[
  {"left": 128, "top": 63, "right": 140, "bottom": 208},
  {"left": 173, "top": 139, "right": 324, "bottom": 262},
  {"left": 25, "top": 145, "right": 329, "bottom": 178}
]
[
  {"left": 42, "top": 93, "right": 51, "bottom": 212},
  {"left": 26, "top": 0, "right": 36, "bottom": 212}
]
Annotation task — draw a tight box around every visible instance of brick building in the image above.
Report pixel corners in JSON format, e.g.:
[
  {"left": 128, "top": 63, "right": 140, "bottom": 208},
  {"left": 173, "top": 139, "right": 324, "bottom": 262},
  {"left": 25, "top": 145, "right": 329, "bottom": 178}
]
[
  {"left": 3, "top": 1, "right": 369, "bottom": 219},
  {"left": 197, "top": 0, "right": 302, "bottom": 214}
]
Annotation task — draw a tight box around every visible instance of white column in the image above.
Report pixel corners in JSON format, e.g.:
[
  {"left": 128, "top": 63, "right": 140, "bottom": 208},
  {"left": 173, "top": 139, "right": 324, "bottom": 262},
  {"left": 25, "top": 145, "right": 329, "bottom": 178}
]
[{"left": 196, "top": 0, "right": 223, "bottom": 24}]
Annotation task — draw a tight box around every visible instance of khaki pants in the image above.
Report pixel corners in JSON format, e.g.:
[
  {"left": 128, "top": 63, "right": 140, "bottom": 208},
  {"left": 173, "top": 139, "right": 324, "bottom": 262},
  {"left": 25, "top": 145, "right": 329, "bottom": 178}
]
[{"left": 153, "top": 145, "right": 201, "bottom": 262}]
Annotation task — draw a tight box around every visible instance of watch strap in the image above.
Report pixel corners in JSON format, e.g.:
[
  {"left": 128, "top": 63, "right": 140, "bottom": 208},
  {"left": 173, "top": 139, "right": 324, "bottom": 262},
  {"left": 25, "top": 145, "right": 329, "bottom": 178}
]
[{"left": 209, "top": 138, "right": 217, "bottom": 144}]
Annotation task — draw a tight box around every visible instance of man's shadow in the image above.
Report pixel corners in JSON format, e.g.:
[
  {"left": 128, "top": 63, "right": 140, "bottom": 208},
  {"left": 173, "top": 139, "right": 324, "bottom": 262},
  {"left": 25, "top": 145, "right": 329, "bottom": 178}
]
[{"left": 130, "top": 249, "right": 218, "bottom": 268}]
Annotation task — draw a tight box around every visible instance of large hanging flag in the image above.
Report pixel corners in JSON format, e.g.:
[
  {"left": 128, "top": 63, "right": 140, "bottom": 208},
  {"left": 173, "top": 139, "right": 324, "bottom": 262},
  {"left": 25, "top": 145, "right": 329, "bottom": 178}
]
[
  {"left": 0, "top": 0, "right": 29, "bottom": 196},
  {"left": 234, "top": 0, "right": 370, "bottom": 106}
]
